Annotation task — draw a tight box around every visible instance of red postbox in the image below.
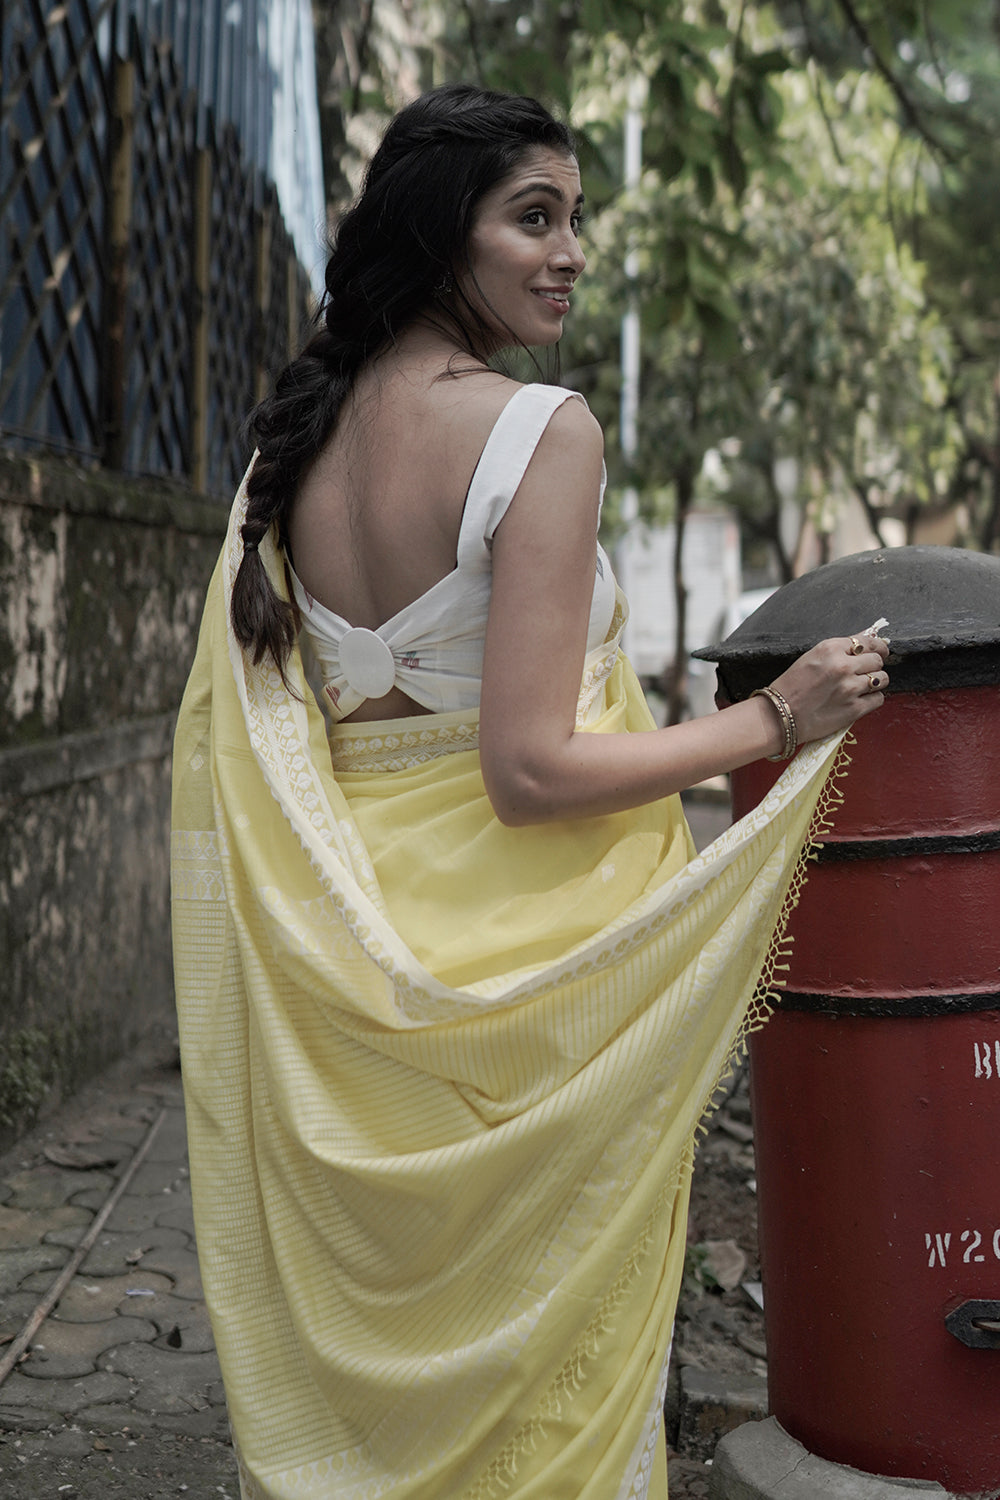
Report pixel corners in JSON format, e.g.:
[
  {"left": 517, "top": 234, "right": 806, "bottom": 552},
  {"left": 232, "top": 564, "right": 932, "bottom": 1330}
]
[{"left": 696, "top": 546, "right": 1000, "bottom": 1496}]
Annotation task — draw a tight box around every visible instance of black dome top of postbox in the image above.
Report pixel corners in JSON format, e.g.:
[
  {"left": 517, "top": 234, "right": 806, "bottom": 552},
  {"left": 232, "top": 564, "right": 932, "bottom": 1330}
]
[{"left": 693, "top": 545, "right": 1000, "bottom": 699}]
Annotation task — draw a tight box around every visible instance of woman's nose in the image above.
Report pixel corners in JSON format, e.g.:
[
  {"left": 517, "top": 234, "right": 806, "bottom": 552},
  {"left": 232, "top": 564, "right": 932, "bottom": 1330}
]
[{"left": 553, "top": 232, "right": 586, "bottom": 277}]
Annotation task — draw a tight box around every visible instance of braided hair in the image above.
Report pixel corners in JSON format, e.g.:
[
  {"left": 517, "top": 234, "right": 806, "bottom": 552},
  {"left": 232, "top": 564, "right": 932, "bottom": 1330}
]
[{"left": 231, "top": 83, "right": 575, "bottom": 674}]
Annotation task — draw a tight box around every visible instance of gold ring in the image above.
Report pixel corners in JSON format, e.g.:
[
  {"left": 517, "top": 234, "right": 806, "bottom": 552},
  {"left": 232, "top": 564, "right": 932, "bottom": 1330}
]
[
  {"left": 849, "top": 637, "right": 864, "bottom": 656},
  {"left": 867, "top": 673, "right": 880, "bottom": 691}
]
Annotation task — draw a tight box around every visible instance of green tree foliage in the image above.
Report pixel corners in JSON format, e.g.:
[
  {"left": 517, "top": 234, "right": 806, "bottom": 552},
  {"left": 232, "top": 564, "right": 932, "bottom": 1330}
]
[
  {"left": 311, "top": 0, "right": 1000, "bottom": 602},
  {"left": 789, "top": 0, "right": 1000, "bottom": 551}
]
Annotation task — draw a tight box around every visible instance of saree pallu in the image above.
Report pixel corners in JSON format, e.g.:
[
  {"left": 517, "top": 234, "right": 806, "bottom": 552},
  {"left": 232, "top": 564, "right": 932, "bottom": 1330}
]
[{"left": 171, "top": 494, "right": 849, "bottom": 1500}]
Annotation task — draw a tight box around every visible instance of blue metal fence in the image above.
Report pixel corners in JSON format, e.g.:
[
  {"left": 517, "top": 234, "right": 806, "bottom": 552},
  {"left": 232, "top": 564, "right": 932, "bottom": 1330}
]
[{"left": 0, "top": 0, "right": 324, "bottom": 494}]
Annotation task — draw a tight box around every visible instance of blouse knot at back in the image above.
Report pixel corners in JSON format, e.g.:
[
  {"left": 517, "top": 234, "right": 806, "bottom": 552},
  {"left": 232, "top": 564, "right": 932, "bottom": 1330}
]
[{"left": 289, "top": 383, "right": 617, "bottom": 722}]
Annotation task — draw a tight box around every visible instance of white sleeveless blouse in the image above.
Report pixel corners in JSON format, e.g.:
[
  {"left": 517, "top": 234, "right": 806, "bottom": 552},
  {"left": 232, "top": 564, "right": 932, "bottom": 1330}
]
[{"left": 289, "top": 383, "right": 617, "bottom": 722}]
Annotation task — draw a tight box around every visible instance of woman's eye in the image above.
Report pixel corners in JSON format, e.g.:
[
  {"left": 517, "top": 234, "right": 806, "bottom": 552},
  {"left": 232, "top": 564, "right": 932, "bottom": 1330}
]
[{"left": 520, "top": 206, "right": 585, "bottom": 234}]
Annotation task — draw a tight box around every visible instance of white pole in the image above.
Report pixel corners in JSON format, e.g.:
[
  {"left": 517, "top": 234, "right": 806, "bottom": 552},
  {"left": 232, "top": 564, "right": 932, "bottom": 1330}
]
[
  {"left": 620, "top": 79, "right": 643, "bottom": 518},
  {"left": 618, "top": 78, "right": 644, "bottom": 659}
]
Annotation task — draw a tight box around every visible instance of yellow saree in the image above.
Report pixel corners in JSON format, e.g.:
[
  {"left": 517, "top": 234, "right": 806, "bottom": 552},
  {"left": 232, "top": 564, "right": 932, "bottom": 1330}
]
[{"left": 171, "top": 484, "right": 847, "bottom": 1500}]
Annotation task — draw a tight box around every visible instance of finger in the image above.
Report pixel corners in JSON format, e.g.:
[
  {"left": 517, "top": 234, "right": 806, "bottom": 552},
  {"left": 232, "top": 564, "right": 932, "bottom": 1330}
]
[
  {"left": 854, "top": 686, "right": 885, "bottom": 717},
  {"left": 846, "top": 633, "right": 889, "bottom": 660},
  {"left": 853, "top": 648, "right": 888, "bottom": 675},
  {"left": 859, "top": 669, "right": 888, "bottom": 695}
]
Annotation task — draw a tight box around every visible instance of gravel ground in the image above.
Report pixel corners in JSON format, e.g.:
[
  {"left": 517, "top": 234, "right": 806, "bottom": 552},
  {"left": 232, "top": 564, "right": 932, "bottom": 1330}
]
[
  {"left": 666, "top": 1065, "right": 764, "bottom": 1499},
  {"left": 0, "top": 1426, "right": 239, "bottom": 1499}
]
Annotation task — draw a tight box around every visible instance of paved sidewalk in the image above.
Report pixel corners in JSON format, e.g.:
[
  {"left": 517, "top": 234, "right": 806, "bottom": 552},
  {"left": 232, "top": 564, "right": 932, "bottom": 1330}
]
[
  {"left": 0, "top": 1040, "right": 239, "bottom": 1499},
  {"left": 0, "top": 778, "right": 732, "bottom": 1500},
  {"left": 0, "top": 1039, "right": 732, "bottom": 1500}
]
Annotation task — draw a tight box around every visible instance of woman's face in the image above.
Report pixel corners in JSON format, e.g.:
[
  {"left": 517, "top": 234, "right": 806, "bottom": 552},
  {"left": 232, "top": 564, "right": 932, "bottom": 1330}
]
[{"left": 459, "top": 147, "right": 586, "bottom": 350}]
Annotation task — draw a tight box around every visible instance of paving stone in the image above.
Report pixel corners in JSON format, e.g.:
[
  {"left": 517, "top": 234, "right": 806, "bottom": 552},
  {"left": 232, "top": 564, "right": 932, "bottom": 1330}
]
[
  {"left": 0, "top": 1289, "right": 39, "bottom": 1338},
  {"left": 137, "top": 1108, "right": 190, "bottom": 1162},
  {"left": 52, "top": 1404, "right": 140, "bottom": 1440},
  {"left": 11, "top": 1424, "right": 93, "bottom": 1457},
  {"left": 0, "top": 1406, "right": 54, "bottom": 1431},
  {"left": 41, "top": 1225, "right": 189, "bottom": 1277},
  {"left": 0, "top": 1367, "right": 132, "bottom": 1414},
  {"left": 0, "top": 1202, "right": 91, "bottom": 1250},
  {"left": 64, "top": 1190, "right": 188, "bottom": 1236},
  {"left": 101, "top": 1341, "right": 224, "bottom": 1413},
  {"left": 0, "top": 1245, "right": 69, "bottom": 1295},
  {"left": 74, "top": 1399, "right": 231, "bottom": 1440},
  {"left": 28, "top": 1271, "right": 175, "bottom": 1322},
  {"left": 678, "top": 1366, "right": 768, "bottom": 1463},
  {"left": 21, "top": 1277, "right": 208, "bottom": 1342},
  {"left": 69, "top": 1187, "right": 120, "bottom": 1214},
  {"left": 135, "top": 1081, "right": 186, "bottom": 1108},
  {"left": 137, "top": 1243, "right": 204, "bottom": 1301},
  {"left": 128, "top": 1291, "right": 216, "bottom": 1352},
  {"left": 40, "top": 1139, "right": 133, "bottom": 1172},
  {"left": 19, "top": 1315, "right": 157, "bottom": 1379},
  {"left": 65, "top": 1108, "right": 152, "bottom": 1145},
  {"left": 119, "top": 1100, "right": 164, "bottom": 1122},
  {"left": 3, "top": 1167, "right": 114, "bottom": 1212},
  {"left": 156, "top": 1199, "right": 197, "bottom": 1237},
  {"left": 0, "top": 1060, "right": 239, "bottom": 1470},
  {"left": 121, "top": 1159, "right": 191, "bottom": 1197}
]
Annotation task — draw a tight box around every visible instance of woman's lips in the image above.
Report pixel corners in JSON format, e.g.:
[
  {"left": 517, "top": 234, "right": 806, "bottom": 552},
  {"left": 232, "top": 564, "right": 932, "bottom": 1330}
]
[{"left": 531, "top": 288, "right": 571, "bottom": 313}]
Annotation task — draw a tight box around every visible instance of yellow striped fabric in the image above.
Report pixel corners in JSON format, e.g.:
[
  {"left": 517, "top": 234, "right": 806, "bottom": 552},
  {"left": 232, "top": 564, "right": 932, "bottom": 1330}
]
[{"left": 171, "top": 471, "right": 847, "bottom": 1500}]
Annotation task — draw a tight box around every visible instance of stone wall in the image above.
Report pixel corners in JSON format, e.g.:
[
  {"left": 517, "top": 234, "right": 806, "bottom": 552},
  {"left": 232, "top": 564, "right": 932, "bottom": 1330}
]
[{"left": 0, "top": 450, "right": 228, "bottom": 1148}]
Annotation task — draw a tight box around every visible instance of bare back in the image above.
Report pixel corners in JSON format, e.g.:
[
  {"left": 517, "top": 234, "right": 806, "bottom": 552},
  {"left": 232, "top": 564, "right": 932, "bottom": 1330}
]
[{"left": 287, "top": 350, "right": 520, "bottom": 720}]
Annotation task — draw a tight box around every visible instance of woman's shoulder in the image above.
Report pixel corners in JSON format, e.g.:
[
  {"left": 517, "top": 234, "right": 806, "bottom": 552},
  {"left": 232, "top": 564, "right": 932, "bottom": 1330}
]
[
  {"left": 521, "top": 383, "right": 604, "bottom": 456},
  {"left": 370, "top": 370, "right": 603, "bottom": 495},
  {"left": 491, "top": 385, "right": 605, "bottom": 524},
  {"left": 469, "top": 377, "right": 603, "bottom": 448}
]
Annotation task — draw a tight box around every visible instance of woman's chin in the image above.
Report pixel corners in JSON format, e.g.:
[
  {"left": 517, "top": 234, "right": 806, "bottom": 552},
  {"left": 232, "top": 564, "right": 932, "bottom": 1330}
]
[{"left": 525, "top": 323, "right": 565, "bottom": 349}]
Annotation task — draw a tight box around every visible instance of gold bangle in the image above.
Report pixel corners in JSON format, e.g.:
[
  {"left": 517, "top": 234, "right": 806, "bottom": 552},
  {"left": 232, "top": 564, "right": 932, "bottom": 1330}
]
[{"left": 752, "top": 686, "right": 798, "bottom": 761}]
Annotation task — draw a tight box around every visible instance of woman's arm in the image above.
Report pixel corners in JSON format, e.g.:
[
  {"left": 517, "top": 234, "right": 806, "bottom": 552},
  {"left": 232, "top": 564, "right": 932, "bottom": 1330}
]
[{"left": 479, "top": 399, "right": 888, "bottom": 827}]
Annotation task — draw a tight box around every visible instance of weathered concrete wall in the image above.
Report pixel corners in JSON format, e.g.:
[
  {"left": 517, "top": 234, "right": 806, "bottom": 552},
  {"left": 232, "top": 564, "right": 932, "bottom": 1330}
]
[{"left": 0, "top": 450, "right": 227, "bottom": 1149}]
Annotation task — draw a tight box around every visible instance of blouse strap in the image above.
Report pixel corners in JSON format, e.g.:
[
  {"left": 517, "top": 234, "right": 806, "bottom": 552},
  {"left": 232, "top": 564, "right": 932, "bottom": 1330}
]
[{"left": 456, "top": 384, "right": 582, "bottom": 565}]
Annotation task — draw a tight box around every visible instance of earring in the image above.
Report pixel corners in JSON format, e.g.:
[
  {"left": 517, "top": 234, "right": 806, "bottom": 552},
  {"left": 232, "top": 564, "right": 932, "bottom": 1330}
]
[{"left": 434, "top": 271, "right": 454, "bottom": 296}]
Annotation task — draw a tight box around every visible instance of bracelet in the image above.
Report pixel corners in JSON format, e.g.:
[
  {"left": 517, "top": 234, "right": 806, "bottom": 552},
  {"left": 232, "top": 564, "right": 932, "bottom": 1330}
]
[{"left": 751, "top": 686, "right": 798, "bottom": 761}]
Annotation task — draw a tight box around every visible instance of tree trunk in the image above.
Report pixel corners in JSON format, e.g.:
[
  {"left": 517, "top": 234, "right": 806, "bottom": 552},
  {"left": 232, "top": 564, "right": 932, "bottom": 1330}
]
[
  {"left": 852, "top": 478, "right": 891, "bottom": 549},
  {"left": 764, "top": 470, "right": 796, "bottom": 583},
  {"left": 980, "top": 372, "right": 1000, "bottom": 552},
  {"left": 666, "top": 461, "right": 694, "bottom": 727}
]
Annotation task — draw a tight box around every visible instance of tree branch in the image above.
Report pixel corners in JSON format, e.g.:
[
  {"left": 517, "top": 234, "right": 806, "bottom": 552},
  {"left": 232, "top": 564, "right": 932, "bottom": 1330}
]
[
  {"left": 919, "top": 0, "right": 949, "bottom": 94},
  {"left": 796, "top": 0, "right": 846, "bottom": 166},
  {"left": 826, "top": 0, "right": 955, "bottom": 160}
]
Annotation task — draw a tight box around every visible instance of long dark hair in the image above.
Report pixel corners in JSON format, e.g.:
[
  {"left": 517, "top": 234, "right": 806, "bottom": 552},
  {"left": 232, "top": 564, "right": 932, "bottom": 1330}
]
[{"left": 231, "top": 83, "right": 575, "bottom": 675}]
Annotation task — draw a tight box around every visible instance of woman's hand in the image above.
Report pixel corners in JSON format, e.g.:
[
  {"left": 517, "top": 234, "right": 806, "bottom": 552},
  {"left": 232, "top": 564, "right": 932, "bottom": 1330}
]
[{"left": 768, "top": 631, "right": 890, "bottom": 749}]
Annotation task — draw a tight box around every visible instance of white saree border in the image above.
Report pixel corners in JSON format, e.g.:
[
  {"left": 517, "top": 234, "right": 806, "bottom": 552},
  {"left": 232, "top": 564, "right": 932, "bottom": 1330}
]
[
  {"left": 619, "top": 1353, "right": 671, "bottom": 1500},
  {"left": 172, "top": 461, "right": 852, "bottom": 1500}
]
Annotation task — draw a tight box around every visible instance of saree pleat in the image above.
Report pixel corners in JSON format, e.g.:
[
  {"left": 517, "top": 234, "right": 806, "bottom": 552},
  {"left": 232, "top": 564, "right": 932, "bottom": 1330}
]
[{"left": 171, "top": 478, "right": 849, "bottom": 1500}]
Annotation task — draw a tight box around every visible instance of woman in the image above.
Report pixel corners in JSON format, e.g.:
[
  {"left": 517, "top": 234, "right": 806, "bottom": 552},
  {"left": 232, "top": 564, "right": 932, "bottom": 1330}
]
[{"left": 172, "top": 84, "right": 889, "bottom": 1500}]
